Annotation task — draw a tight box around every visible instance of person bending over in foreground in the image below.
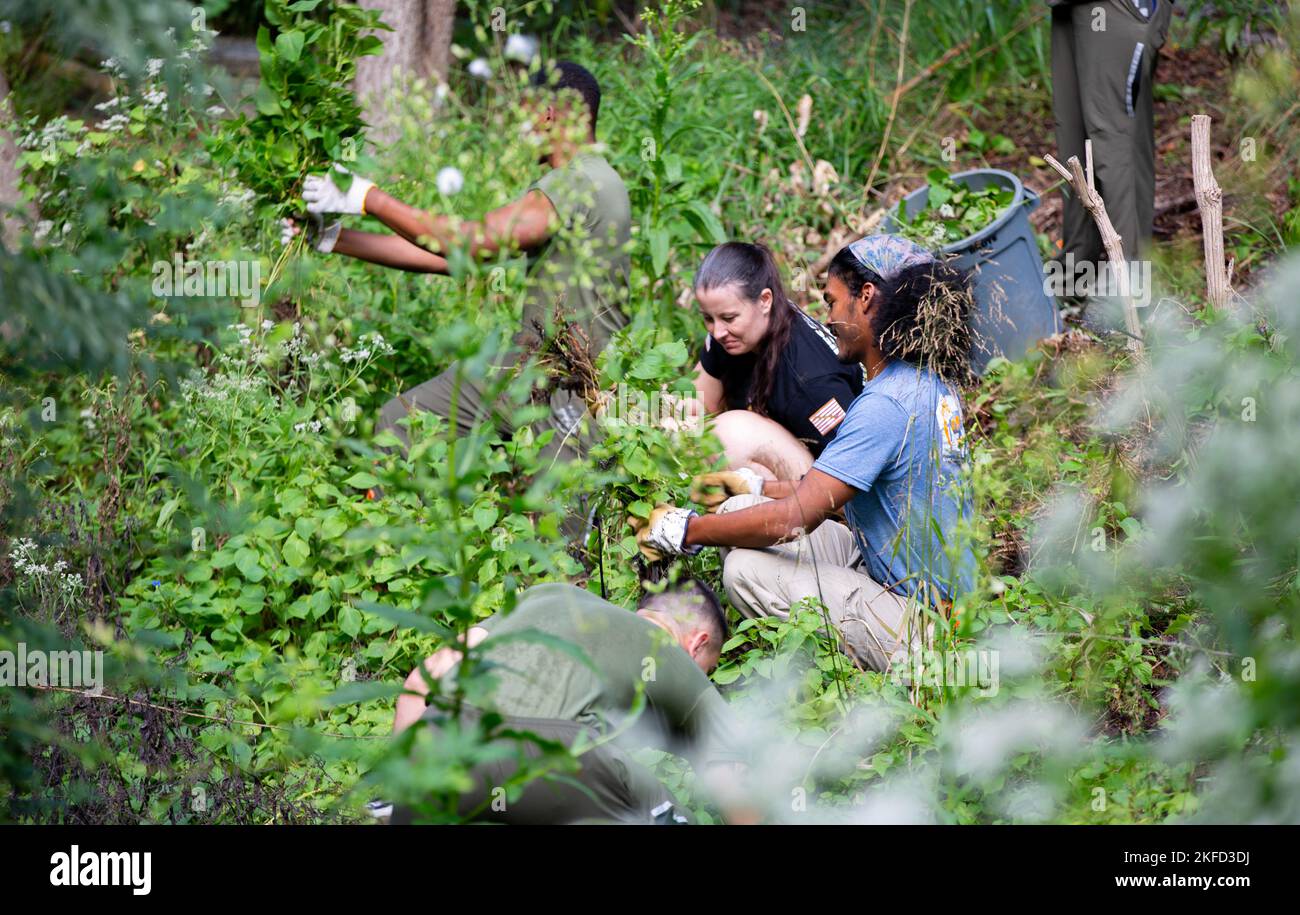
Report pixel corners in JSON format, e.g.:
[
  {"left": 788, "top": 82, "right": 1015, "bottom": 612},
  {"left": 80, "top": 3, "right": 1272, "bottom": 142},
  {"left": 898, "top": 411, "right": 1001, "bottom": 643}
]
[
  {"left": 634, "top": 235, "right": 978, "bottom": 672},
  {"left": 287, "top": 61, "right": 631, "bottom": 462},
  {"left": 390, "top": 579, "right": 754, "bottom": 825},
  {"left": 689, "top": 242, "right": 863, "bottom": 481}
]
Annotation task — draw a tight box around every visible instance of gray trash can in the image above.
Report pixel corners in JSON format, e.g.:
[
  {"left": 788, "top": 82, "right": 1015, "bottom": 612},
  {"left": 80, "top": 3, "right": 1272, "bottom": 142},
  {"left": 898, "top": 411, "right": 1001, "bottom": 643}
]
[{"left": 884, "top": 168, "right": 1060, "bottom": 375}]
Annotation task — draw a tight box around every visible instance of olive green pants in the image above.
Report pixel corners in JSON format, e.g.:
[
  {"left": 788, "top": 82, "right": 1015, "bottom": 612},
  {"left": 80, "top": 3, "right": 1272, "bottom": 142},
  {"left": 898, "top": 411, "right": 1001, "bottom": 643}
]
[
  {"left": 1051, "top": 0, "right": 1173, "bottom": 266},
  {"left": 390, "top": 711, "right": 689, "bottom": 825},
  {"left": 376, "top": 358, "right": 593, "bottom": 466}
]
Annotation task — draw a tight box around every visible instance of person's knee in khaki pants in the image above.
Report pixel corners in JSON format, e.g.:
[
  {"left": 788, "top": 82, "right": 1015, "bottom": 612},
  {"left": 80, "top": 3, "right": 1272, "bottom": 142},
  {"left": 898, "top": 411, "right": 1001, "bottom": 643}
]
[{"left": 715, "top": 494, "right": 916, "bottom": 671}]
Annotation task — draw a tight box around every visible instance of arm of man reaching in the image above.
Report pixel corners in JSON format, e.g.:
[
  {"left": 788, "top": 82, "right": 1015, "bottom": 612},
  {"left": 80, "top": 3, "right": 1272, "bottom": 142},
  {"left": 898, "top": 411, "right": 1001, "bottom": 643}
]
[
  {"left": 302, "top": 165, "right": 557, "bottom": 259},
  {"left": 392, "top": 626, "right": 490, "bottom": 734},
  {"left": 366, "top": 187, "right": 555, "bottom": 257},
  {"left": 333, "top": 229, "right": 451, "bottom": 273},
  {"left": 283, "top": 217, "right": 450, "bottom": 274},
  {"left": 635, "top": 468, "right": 858, "bottom": 560}
]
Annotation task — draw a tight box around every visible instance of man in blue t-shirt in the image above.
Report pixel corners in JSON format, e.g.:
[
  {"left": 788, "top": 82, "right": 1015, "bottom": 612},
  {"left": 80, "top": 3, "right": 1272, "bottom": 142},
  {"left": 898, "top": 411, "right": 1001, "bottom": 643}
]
[{"left": 631, "top": 235, "right": 978, "bottom": 672}]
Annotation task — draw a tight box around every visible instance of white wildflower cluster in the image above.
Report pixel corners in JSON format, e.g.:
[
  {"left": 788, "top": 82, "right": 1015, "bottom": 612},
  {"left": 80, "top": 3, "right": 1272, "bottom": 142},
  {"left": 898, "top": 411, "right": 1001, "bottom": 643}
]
[
  {"left": 9, "top": 538, "right": 86, "bottom": 606},
  {"left": 177, "top": 321, "right": 389, "bottom": 443},
  {"left": 228, "top": 321, "right": 255, "bottom": 347},
  {"left": 90, "top": 34, "right": 212, "bottom": 134},
  {"left": 16, "top": 115, "right": 78, "bottom": 152},
  {"left": 218, "top": 186, "right": 256, "bottom": 209},
  {"left": 338, "top": 332, "right": 395, "bottom": 365},
  {"left": 142, "top": 88, "right": 168, "bottom": 112},
  {"left": 0, "top": 409, "right": 18, "bottom": 451},
  {"left": 178, "top": 31, "right": 209, "bottom": 61},
  {"left": 100, "top": 57, "right": 128, "bottom": 79},
  {"left": 183, "top": 225, "right": 212, "bottom": 253},
  {"left": 97, "top": 112, "right": 131, "bottom": 134},
  {"left": 436, "top": 166, "right": 464, "bottom": 196},
  {"left": 178, "top": 367, "right": 264, "bottom": 405},
  {"left": 938, "top": 203, "right": 956, "bottom": 219},
  {"left": 504, "top": 34, "right": 539, "bottom": 64},
  {"left": 32, "top": 219, "right": 71, "bottom": 247},
  {"left": 173, "top": 322, "right": 279, "bottom": 406},
  {"left": 91, "top": 96, "right": 130, "bottom": 134},
  {"left": 275, "top": 321, "right": 322, "bottom": 367}
]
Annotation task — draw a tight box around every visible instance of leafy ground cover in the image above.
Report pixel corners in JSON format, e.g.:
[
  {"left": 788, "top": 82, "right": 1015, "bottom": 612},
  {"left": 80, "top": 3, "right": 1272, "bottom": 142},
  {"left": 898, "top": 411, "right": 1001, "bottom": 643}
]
[{"left": 1, "top": 0, "right": 1298, "bottom": 824}]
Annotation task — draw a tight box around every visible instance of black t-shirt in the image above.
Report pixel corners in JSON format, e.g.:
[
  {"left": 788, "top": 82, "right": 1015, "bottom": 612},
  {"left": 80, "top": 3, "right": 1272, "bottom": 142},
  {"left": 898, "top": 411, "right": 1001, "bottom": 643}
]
[{"left": 698, "top": 306, "right": 864, "bottom": 456}]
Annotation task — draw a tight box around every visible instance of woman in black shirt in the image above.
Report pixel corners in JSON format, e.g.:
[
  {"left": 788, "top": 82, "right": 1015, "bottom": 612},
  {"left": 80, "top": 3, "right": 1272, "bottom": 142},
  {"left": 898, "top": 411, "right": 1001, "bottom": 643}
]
[{"left": 690, "top": 242, "right": 864, "bottom": 480}]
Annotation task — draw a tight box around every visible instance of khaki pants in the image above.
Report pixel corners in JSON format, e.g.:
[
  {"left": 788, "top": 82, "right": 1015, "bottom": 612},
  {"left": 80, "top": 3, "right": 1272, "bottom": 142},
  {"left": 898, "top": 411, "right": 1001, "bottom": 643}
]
[{"left": 717, "top": 494, "right": 922, "bottom": 672}]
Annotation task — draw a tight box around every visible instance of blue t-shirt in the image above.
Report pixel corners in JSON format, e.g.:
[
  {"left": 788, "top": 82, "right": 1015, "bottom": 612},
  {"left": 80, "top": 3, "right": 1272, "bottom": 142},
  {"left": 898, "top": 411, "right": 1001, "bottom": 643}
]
[{"left": 811, "top": 360, "right": 976, "bottom": 603}]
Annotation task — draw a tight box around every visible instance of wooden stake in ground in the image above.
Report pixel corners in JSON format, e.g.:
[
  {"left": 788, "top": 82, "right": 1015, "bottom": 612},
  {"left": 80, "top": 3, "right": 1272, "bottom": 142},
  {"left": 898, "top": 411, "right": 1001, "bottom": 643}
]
[
  {"left": 1044, "top": 152, "right": 1145, "bottom": 357},
  {"left": 1190, "top": 114, "right": 1234, "bottom": 312}
]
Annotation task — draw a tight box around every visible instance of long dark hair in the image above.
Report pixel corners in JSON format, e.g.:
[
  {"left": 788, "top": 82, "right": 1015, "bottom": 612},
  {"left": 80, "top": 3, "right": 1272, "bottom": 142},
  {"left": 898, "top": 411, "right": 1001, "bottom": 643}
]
[
  {"left": 827, "top": 247, "right": 974, "bottom": 388},
  {"left": 694, "top": 242, "right": 796, "bottom": 415}
]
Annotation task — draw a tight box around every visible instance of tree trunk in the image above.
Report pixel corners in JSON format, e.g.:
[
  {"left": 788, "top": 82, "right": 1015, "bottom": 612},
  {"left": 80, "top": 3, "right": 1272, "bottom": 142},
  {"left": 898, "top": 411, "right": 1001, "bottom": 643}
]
[
  {"left": 0, "top": 68, "right": 33, "bottom": 252},
  {"left": 355, "top": 0, "right": 456, "bottom": 141}
]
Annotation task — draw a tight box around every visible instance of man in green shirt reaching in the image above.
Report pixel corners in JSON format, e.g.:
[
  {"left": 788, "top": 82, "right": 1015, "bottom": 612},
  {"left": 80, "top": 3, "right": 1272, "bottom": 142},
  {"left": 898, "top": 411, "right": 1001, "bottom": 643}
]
[
  {"left": 294, "top": 61, "right": 631, "bottom": 461},
  {"left": 389, "top": 579, "right": 754, "bottom": 825}
]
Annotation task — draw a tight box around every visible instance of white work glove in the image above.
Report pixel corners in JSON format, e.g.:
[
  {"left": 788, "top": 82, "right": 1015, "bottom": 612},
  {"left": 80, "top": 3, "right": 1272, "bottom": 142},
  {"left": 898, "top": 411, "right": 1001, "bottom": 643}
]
[
  {"left": 629, "top": 505, "right": 701, "bottom": 561},
  {"left": 690, "top": 467, "right": 765, "bottom": 512},
  {"left": 302, "top": 164, "right": 375, "bottom": 216},
  {"left": 281, "top": 216, "right": 341, "bottom": 253}
]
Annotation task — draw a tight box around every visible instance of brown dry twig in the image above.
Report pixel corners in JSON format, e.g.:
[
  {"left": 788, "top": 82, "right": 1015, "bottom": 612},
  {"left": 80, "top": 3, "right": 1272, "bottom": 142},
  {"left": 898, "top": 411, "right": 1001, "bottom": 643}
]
[{"left": 1043, "top": 152, "right": 1145, "bottom": 358}]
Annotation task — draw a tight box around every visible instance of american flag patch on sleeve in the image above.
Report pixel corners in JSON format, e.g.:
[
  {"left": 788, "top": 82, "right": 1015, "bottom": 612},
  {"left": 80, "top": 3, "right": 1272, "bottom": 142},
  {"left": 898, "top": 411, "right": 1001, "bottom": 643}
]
[{"left": 808, "top": 397, "right": 847, "bottom": 435}]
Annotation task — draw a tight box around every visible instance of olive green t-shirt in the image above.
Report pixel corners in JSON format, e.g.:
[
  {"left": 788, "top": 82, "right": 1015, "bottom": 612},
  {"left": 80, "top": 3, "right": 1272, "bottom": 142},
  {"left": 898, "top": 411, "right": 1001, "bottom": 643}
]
[
  {"left": 461, "top": 583, "right": 745, "bottom": 769},
  {"left": 520, "top": 151, "right": 632, "bottom": 359}
]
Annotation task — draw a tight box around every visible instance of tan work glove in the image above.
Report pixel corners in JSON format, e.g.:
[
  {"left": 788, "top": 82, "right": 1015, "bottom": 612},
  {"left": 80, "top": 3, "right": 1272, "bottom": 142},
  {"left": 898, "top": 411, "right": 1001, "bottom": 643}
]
[
  {"left": 690, "top": 467, "right": 765, "bottom": 512},
  {"left": 628, "top": 504, "right": 699, "bottom": 561}
]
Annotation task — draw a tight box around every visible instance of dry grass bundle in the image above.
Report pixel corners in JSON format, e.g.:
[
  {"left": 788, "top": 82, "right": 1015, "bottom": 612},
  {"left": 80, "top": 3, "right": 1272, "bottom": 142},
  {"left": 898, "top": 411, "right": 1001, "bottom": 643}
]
[{"left": 876, "top": 255, "right": 978, "bottom": 390}]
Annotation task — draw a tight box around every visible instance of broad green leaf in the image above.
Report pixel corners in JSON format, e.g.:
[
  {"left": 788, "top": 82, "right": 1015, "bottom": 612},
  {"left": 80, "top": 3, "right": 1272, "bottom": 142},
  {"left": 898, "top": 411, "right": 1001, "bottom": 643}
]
[
  {"left": 681, "top": 199, "right": 726, "bottom": 244},
  {"left": 157, "top": 496, "right": 182, "bottom": 530},
  {"left": 473, "top": 504, "right": 499, "bottom": 532},
  {"left": 339, "top": 604, "right": 362, "bottom": 638},
  {"left": 343, "top": 471, "right": 380, "bottom": 489},
  {"left": 276, "top": 29, "right": 306, "bottom": 63},
  {"left": 282, "top": 533, "right": 310, "bottom": 568},
  {"left": 234, "top": 547, "right": 265, "bottom": 582},
  {"left": 648, "top": 226, "right": 671, "bottom": 276},
  {"left": 254, "top": 83, "right": 283, "bottom": 117}
]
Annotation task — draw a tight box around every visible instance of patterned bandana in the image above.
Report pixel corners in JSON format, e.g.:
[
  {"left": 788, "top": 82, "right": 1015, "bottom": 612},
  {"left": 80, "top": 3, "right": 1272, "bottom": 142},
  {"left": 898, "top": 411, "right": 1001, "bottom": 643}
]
[{"left": 846, "top": 233, "right": 935, "bottom": 281}]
